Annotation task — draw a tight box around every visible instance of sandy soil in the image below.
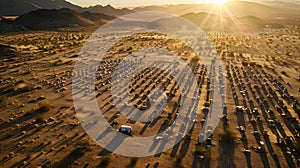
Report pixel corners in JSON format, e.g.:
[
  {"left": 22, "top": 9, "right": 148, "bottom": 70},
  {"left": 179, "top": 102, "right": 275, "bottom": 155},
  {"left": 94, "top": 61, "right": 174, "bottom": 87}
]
[{"left": 0, "top": 25, "right": 299, "bottom": 168}]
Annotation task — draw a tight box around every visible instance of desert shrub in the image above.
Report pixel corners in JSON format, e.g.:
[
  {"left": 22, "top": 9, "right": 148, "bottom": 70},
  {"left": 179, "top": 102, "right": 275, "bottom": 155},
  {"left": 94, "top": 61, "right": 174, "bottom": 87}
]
[
  {"left": 296, "top": 141, "right": 300, "bottom": 151},
  {"left": 130, "top": 157, "right": 138, "bottom": 166},
  {"left": 181, "top": 57, "right": 188, "bottom": 62},
  {"left": 293, "top": 104, "right": 300, "bottom": 116},
  {"left": 256, "top": 64, "right": 262, "bottom": 68},
  {"left": 241, "top": 61, "right": 248, "bottom": 66},
  {"left": 191, "top": 56, "right": 200, "bottom": 63},
  {"left": 15, "top": 84, "right": 33, "bottom": 93},
  {"left": 0, "top": 97, "right": 4, "bottom": 105},
  {"left": 281, "top": 71, "right": 288, "bottom": 77},
  {"left": 249, "top": 62, "right": 256, "bottom": 67},
  {"left": 52, "top": 147, "right": 87, "bottom": 167},
  {"left": 176, "top": 154, "right": 183, "bottom": 163},
  {"left": 34, "top": 116, "right": 44, "bottom": 123},
  {"left": 101, "top": 155, "right": 111, "bottom": 167},
  {"left": 271, "top": 56, "right": 276, "bottom": 61},
  {"left": 219, "top": 127, "right": 236, "bottom": 143},
  {"left": 204, "top": 149, "right": 211, "bottom": 160},
  {"left": 70, "top": 147, "right": 86, "bottom": 158},
  {"left": 37, "top": 99, "right": 50, "bottom": 112},
  {"left": 75, "top": 139, "right": 90, "bottom": 147},
  {"left": 194, "top": 144, "right": 205, "bottom": 155},
  {"left": 282, "top": 61, "right": 290, "bottom": 65},
  {"left": 23, "top": 71, "right": 31, "bottom": 75}
]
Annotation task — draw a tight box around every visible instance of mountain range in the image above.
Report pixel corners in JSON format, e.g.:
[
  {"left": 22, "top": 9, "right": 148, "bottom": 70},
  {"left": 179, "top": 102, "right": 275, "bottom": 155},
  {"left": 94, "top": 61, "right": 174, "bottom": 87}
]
[
  {"left": 107, "top": 12, "right": 284, "bottom": 32},
  {"left": 0, "top": 0, "right": 299, "bottom": 32},
  {"left": 0, "top": 0, "right": 131, "bottom": 16},
  {"left": 2, "top": 0, "right": 300, "bottom": 18},
  {"left": 0, "top": 8, "right": 116, "bottom": 31},
  {"left": 180, "top": 12, "right": 283, "bottom": 32},
  {"left": 0, "top": 0, "right": 82, "bottom": 16},
  {"left": 133, "top": 1, "right": 300, "bottom": 19}
]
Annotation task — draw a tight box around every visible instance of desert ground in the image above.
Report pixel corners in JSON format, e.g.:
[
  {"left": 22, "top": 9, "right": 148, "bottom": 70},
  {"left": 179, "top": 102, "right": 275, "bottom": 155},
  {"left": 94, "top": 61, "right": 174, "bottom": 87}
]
[{"left": 0, "top": 24, "right": 299, "bottom": 168}]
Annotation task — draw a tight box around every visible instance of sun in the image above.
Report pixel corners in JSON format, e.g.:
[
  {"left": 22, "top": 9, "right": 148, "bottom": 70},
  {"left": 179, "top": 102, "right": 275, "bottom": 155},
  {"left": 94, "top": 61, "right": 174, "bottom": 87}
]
[{"left": 202, "top": 0, "right": 229, "bottom": 6}]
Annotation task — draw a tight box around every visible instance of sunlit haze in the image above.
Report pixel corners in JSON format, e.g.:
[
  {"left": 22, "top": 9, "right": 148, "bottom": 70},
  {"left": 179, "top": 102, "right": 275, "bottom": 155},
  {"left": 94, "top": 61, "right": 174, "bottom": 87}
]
[
  {"left": 66, "top": 0, "right": 232, "bottom": 7},
  {"left": 202, "top": 0, "right": 230, "bottom": 6}
]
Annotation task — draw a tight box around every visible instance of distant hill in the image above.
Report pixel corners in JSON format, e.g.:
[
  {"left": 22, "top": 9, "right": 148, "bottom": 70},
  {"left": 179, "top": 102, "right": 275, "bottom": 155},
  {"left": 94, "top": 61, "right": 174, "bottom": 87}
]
[
  {"left": 0, "top": 0, "right": 132, "bottom": 16},
  {"left": 0, "top": 8, "right": 119, "bottom": 32},
  {"left": 113, "top": 12, "right": 283, "bottom": 32},
  {"left": 81, "top": 11, "right": 116, "bottom": 23},
  {"left": 0, "top": 8, "right": 284, "bottom": 32},
  {"left": 1, "top": 0, "right": 299, "bottom": 20},
  {"left": 0, "top": 17, "right": 27, "bottom": 32},
  {"left": 83, "top": 5, "right": 132, "bottom": 16},
  {"left": 0, "top": 44, "right": 20, "bottom": 60},
  {"left": 0, "top": 0, "right": 298, "bottom": 32},
  {"left": 13, "top": 8, "right": 94, "bottom": 30},
  {"left": 133, "top": 1, "right": 300, "bottom": 19},
  {"left": 1, "top": 0, "right": 299, "bottom": 22},
  {"left": 0, "top": 0, "right": 82, "bottom": 16},
  {"left": 180, "top": 12, "right": 283, "bottom": 32},
  {"left": 253, "top": 0, "right": 300, "bottom": 6}
]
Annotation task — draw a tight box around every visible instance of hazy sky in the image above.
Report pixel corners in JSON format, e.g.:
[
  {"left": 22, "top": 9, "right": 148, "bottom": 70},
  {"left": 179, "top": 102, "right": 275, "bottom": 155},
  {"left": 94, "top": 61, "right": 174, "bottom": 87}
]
[
  {"left": 66, "top": 0, "right": 300, "bottom": 8},
  {"left": 67, "top": 0, "right": 203, "bottom": 8}
]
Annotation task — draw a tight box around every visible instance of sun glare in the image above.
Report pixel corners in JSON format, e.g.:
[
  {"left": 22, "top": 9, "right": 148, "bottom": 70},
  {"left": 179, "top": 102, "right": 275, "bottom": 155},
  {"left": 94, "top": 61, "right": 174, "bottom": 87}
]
[{"left": 202, "top": 0, "right": 229, "bottom": 6}]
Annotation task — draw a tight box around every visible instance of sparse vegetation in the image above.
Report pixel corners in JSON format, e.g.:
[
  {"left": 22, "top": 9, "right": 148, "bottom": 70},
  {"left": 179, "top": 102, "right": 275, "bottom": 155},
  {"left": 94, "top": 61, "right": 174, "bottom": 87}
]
[
  {"left": 281, "top": 71, "right": 289, "bottom": 77},
  {"left": 204, "top": 149, "right": 211, "bottom": 160},
  {"left": 219, "top": 127, "right": 236, "bottom": 143},
  {"left": 75, "top": 138, "right": 90, "bottom": 148},
  {"left": 130, "top": 157, "right": 138, "bottom": 166},
  {"left": 70, "top": 147, "right": 87, "bottom": 158},
  {"left": 100, "top": 155, "right": 111, "bottom": 167},
  {"left": 249, "top": 62, "right": 256, "bottom": 67},
  {"left": 34, "top": 116, "right": 44, "bottom": 123},
  {"left": 14, "top": 84, "right": 33, "bottom": 93},
  {"left": 191, "top": 56, "right": 200, "bottom": 64},
  {"left": 293, "top": 104, "right": 300, "bottom": 116},
  {"left": 256, "top": 64, "right": 262, "bottom": 68},
  {"left": 37, "top": 99, "right": 50, "bottom": 112},
  {"left": 241, "top": 61, "right": 248, "bottom": 66},
  {"left": 0, "top": 97, "right": 5, "bottom": 107},
  {"left": 194, "top": 144, "right": 206, "bottom": 156},
  {"left": 176, "top": 154, "right": 183, "bottom": 163},
  {"left": 296, "top": 141, "right": 300, "bottom": 151}
]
